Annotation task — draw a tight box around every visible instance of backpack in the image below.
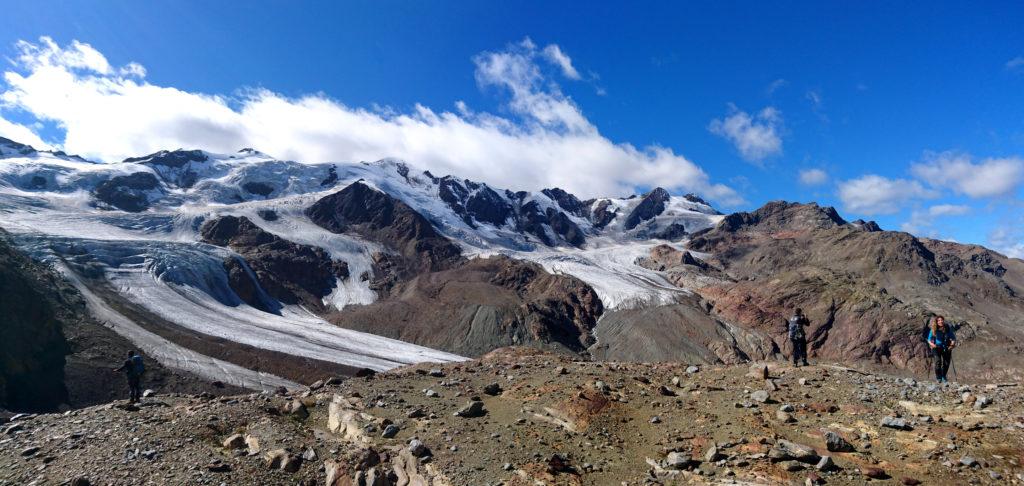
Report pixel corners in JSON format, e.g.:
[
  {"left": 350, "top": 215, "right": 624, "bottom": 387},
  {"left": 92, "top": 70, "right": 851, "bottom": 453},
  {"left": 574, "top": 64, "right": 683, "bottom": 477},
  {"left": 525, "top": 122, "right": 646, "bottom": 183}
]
[{"left": 132, "top": 355, "right": 145, "bottom": 375}]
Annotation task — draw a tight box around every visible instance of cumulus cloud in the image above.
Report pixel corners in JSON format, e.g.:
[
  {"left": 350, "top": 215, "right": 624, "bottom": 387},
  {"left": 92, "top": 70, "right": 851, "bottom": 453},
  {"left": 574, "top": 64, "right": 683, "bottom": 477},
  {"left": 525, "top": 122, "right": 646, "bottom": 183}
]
[
  {"left": 910, "top": 151, "right": 1024, "bottom": 198},
  {"left": 900, "top": 204, "right": 971, "bottom": 236},
  {"left": 0, "top": 115, "right": 50, "bottom": 149},
  {"left": 708, "top": 105, "right": 783, "bottom": 164},
  {"left": 798, "top": 168, "right": 828, "bottom": 186},
  {"left": 927, "top": 204, "right": 970, "bottom": 217},
  {"left": 837, "top": 174, "right": 934, "bottom": 215},
  {"left": 989, "top": 226, "right": 1024, "bottom": 259},
  {"left": 541, "top": 44, "right": 580, "bottom": 80},
  {"left": 0, "top": 37, "right": 740, "bottom": 204}
]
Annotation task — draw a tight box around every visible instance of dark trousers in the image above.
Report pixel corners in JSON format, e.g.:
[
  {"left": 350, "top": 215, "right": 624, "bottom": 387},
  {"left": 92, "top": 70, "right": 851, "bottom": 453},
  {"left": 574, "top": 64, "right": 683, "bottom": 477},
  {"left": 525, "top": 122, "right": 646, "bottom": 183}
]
[
  {"left": 791, "top": 337, "right": 808, "bottom": 365},
  {"left": 933, "top": 347, "right": 952, "bottom": 380},
  {"left": 127, "top": 375, "right": 142, "bottom": 402}
]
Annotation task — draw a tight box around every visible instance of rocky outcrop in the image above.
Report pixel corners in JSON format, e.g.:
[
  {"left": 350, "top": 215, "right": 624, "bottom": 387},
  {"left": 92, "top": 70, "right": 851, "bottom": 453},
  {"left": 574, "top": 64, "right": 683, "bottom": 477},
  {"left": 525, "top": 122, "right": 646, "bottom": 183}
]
[
  {"left": 124, "top": 149, "right": 208, "bottom": 188},
  {"left": 328, "top": 256, "right": 602, "bottom": 356},
  {"left": 200, "top": 215, "right": 349, "bottom": 311},
  {"left": 0, "top": 233, "right": 71, "bottom": 411},
  {"left": 685, "top": 201, "right": 1024, "bottom": 378},
  {"left": 635, "top": 244, "right": 732, "bottom": 289},
  {"left": 307, "top": 181, "right": 462, "bottom": 280},
  {"left": 623, "top": 187, "right": 670, "bottom": 230},
  {"left": 92, "top": 172, "right": 161, "bottom": 212}
]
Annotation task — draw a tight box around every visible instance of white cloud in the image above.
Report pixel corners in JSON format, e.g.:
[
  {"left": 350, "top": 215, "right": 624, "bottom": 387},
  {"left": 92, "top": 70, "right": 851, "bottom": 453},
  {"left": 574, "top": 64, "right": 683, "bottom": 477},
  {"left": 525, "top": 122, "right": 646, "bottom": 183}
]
[
  {"left": 837, "top": 174, "right": 934, "bottom": 215},
  {"left": 900, "top": 204, "right": 971, "bottom": 236},
  {"left": 910, "top": 151, "right": 1024, "bottom": 198},
  {"left": 0, "top": 37, "right": 741, "bottom": 204},
  {"left": 708, "top": 105, "right": 783, "bottom": 164},
  {"left": 765, "top": 78, "right": 787, "bottom": 95},
  {"left": 1007, "top": 56, "right": 1024, "bottom": 71},
  {"left": 0, "top": 115, "right": 50, "bottom": 149},
  {"left": 989, "top": 226, "right": 1024, "bottom": 259},
  {"left": 927, "top": 204, "right": 970, "bottom": 217},
  {"left": 798, "top": 168, "right": 828, "bottom": 186},
  {"left": 541, "top": 44, "right": 581, "bottom": 80}
]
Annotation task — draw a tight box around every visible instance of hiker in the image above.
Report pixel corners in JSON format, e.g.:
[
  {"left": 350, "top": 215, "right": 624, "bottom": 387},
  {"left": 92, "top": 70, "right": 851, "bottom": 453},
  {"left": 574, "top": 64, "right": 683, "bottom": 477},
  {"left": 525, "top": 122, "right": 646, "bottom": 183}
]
[
  {"left": 788, "top": 308, "right": 810, "bottom": 367},
  {"left": 927, "top": 315, "right": 957, "bottom": 383},
  {"left": 113, "top": 350, "right": 145, "bottom": 403}
]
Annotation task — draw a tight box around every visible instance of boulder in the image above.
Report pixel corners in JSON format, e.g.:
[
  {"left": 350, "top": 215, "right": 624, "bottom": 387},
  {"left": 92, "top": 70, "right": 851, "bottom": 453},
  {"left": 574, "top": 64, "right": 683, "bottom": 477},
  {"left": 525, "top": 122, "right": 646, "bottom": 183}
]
[{"left": 824, "top": 431, "right": 855, "bottom": 452}]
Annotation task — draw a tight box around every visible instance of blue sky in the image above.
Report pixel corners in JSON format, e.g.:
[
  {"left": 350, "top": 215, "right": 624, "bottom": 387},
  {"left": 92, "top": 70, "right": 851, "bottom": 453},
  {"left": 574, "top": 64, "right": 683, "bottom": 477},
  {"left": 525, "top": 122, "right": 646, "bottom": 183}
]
[{"left": 0, "top": 1, "right": 1022, "bottom": 255}]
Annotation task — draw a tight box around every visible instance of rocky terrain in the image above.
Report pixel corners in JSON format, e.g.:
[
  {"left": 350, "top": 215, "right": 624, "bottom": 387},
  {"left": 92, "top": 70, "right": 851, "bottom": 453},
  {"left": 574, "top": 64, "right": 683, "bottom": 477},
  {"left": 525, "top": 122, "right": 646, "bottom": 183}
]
[{"left": 3, "top": 349, "right": 1024, "bottom": 485}]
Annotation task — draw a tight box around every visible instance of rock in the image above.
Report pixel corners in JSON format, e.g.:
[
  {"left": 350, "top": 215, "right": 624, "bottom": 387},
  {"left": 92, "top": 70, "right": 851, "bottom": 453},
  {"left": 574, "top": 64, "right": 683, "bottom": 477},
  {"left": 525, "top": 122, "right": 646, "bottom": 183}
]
[
  {"left": 779, "top": 404, "right": 795, "bottom": 412},
  {"left": 406, "top": 408, "right": 426, "bottom": 419},
  {"left": 381, "top": 424, "right": 400, "bottom": 438},
  {"left": 142, "top": 389, "right": 156, "bottom": 398},
  {"left": 863, "top": 467, "right": 889, "bottom": 479},
  {"left": 302, "top": 448, "right": 317, "bottom": 461},
  {"left": 207, "top": 460, "right": 231, "bottom": 472},
  {"left": 901, "top": 478, "right": 922, "bottom": 486},
  {"left": 750, "top": 364, "right": 770, "bottom": 380},
  {"left": 815, "top": 455, "right": 836, "bottom": 471},
  {"left": 704, "top": 445, "right": 724, "bottom": 462},
  {"left": 798, "top": 378, "right": 808, "bottom": 386},
  {"left": 454, "top": 400, "right": 486, "bottom": 418},
  {"left": 285, "top": 400, "right": 309, "bottom": 419},
  {"left": 482, "top": 383, "right": 502, "bottom": 395},
  {"left": 69, "top": 478, "right": 91, "bottom": 486},
  {"left": 686, "top": 365, "right": 700, "bottom": 374},
  {"left": 781, "top": 460, "right": 805, "bottom": 472},
  {"left": 960, "top": 455, "right": 979, "bottom": 468},
  {"left": 555, "top": 366, "right": 568, "bottom": 375},
  {"left": 424, "top": 389, "right": 439, "bottom": 398},
  {"left": 824, "top": 430, "right": 855, "bottom": 452},
  {"left": 658, "top": 385, "right": 677, "bottom": 397},
  {"left": 264, "top": 449, "right": 289, "bottom": 470},
  {"left": 428, "top": 368, "right": 445, "bottom": 377},
  {"left": 309, "top": 379, "right": 325, "bottom": 390},
  {"left": 244, "top": 434, "right": 261, "bottom": 455},
  {"left": 765, "top": 379, "right": 779, "bottom": 391},
  {"left": 20, "top": 446, "right": 40, "bottom": 457},
  {"left": 324, "top": 460, "right": 348, "bottom": 486},
  {"left": 594, "top": 381, "right": 610, "bottom": 393},
  {"left": 222, "top": 433, "right": 246, "bottom": 449},
  {"left": 776, "top": 410, "right": 796, "bottom": 423},
  {"left": 772, "top": 440, "right": 819, "bottom": 463},
  {"left": 408, "top": 439, "right": 430, "bottom": 458},
  {"left": 880, "top": 416, "right": 912, "bottom": 430},
  {"left": 547, "top": 453, "right": 574, "bottom": 474},
  {"left": 665, "top": 452, "right": 694, "bottom": 470},
  {"left": 751, "top": 390, "right": 770, "bottom": 403},
  {"left": 974, "top": 396, "right": 992, "bottom": 410}
]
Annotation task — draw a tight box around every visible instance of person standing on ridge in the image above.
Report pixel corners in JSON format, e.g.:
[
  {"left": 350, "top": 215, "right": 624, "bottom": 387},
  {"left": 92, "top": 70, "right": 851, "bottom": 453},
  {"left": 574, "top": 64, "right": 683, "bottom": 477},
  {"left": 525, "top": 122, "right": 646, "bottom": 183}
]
[
  {"left": 113, "top": 350, "right": 145, "bottom": 403},
  {"left": 927, "top": 315, "right": 957, "bottom": 383},
  {"left": 788, "top": 308, "right": 810, "bottom": 367}
]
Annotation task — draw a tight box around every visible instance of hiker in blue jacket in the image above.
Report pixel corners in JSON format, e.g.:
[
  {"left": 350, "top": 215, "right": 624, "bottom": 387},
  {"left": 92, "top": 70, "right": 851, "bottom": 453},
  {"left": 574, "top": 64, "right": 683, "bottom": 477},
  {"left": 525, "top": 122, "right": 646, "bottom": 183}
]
[
  {"left": 927, "top": 316, "right": 956, "bottom": 383},
  {"left": 113, "top": 350, "right": 145, "bottom": 403}
]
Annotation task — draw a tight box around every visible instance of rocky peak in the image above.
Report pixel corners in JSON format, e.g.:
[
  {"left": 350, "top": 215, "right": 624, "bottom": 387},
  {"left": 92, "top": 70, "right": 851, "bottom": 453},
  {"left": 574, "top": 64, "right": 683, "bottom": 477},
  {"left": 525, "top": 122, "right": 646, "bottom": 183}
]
[
  {"left": 306, "top": 181, "right": 462, "bottom": 274},
  {"left": 124, "top": 149, "right": 209, "bottom": 168},
  {"left": 623, "top": 187, "right": 670, "bottom": 230},
  {"left": 0, "top": 136, "right": 35, "bottom": 157},
  {"left": 541, "top": 187, "right": 585, "bottom": 216},
  {"left": 717, "top": 201, "right": 847, "bottom": 233}
]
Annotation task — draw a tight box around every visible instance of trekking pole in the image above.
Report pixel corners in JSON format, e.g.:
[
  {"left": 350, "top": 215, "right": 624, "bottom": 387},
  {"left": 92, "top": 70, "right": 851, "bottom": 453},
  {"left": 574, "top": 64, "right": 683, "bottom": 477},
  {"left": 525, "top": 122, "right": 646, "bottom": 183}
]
[{"left": 950, "top": 352, "right": 958, "bottom": 383}]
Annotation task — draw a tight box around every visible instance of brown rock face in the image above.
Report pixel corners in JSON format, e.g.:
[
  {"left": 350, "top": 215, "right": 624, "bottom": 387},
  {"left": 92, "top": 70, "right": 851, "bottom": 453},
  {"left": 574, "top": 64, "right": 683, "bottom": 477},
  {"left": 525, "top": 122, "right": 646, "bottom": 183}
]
[
  {"left": 306, "top": 181, "right": 462, "bottom": 281},
  {"left": 686, "top": 201, "right": 1024, "bottom": 379},
  {"left": 200, "top": 215, "right": 348, "bottom": 311},
  {"left": 328, "top": 256, "right": 602, "bottom": 356}
]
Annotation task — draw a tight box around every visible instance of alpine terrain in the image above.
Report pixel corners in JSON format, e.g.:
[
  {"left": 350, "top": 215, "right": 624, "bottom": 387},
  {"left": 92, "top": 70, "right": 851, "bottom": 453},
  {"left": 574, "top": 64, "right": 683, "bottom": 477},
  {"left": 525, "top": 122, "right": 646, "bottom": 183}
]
[{"left": 2, "top": 136, "right": 1024, "bottom": 484}]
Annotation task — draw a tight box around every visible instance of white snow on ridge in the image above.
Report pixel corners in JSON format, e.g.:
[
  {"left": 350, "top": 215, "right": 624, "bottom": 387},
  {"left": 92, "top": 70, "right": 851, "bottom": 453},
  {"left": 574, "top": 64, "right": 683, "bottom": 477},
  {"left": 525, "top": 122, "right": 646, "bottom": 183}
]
[
  {"left": 0, "top": 144, "right": 729, "bottom": 385},
  {"left": 470, "top": 239, "right": 697, "bottom": 311}
]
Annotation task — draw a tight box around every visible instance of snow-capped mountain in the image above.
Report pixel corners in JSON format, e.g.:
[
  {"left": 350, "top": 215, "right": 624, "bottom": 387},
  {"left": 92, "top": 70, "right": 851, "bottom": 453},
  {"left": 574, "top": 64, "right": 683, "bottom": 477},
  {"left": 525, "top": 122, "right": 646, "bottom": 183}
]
[{"left": 0, "top": 136, "right": 724, "bottom": 402}]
